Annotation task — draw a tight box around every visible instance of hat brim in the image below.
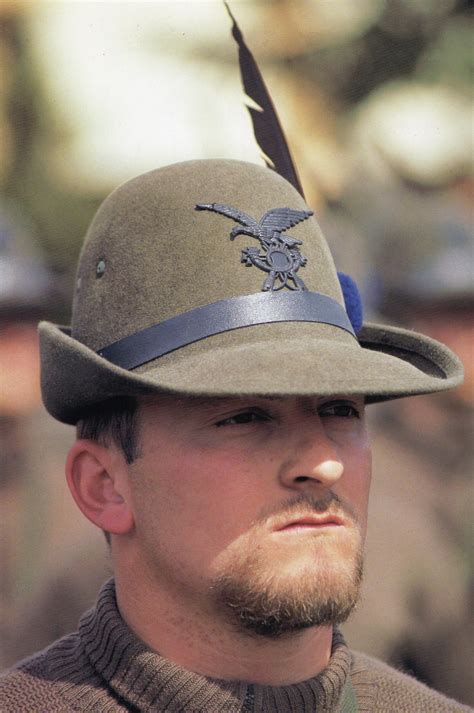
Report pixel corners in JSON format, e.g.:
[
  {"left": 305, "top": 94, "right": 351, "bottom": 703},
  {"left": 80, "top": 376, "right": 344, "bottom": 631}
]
[{"left": 39, "top": 319, "right": 463, "bottom": 425}]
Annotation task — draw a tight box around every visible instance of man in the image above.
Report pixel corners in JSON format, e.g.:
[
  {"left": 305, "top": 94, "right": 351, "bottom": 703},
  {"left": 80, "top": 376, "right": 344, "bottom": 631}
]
[{"left": 0, "top": 159, "right": 469, "bottom": 711}]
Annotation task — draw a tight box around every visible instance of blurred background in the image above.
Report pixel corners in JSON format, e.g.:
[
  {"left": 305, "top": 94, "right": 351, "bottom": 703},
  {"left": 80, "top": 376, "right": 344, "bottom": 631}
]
[{"left": 0, "top": 0, "right": 472, "bottom": 704}]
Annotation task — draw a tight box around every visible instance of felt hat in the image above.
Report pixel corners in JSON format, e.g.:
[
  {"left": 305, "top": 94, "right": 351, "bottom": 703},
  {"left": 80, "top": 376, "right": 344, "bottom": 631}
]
[{"left": 39, "top": 159, "right": 463, "bottom": 424}]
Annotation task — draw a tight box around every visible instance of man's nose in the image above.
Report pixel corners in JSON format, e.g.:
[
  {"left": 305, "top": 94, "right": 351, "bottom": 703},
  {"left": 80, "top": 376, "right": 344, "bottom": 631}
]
[{"left": 277, "top": 421, "right": 344, "bottom": 490}]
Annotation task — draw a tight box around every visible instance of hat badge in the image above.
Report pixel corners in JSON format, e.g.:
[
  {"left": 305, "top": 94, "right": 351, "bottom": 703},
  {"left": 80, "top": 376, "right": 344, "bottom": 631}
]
[{"left": 196, "top": 203, "right": 313, "bottom": 291}]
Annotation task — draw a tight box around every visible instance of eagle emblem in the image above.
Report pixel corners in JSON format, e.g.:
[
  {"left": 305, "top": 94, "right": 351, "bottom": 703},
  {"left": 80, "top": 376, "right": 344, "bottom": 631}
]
[{"left": 195, "top": 203, "right": 313, "bottom": 291}]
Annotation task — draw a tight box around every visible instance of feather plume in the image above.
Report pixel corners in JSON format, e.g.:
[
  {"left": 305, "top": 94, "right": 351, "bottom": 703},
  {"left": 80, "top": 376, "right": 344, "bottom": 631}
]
[{"left": 225, "top": 2, "right": 305, "bottom": 199}]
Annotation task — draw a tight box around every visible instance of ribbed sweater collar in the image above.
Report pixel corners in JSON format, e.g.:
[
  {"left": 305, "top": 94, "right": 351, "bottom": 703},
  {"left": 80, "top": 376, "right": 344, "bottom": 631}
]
[{"left": 79, "top": 579, "right": 353, "bottom": 712}]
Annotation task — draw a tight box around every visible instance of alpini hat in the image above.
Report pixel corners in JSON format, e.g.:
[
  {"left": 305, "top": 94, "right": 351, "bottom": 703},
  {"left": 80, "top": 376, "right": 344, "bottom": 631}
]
[
  {"left": 39, "top": 8, "right": 463, "bottom": 423},
  {"left": 39, "top": 158, "right": 463, "bottom": 424}
]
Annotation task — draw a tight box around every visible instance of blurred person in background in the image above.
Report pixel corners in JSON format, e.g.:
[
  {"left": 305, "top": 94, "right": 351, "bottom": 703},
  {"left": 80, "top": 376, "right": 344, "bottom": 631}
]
[
  {"left": 0, "top": 208, "right": 108, "bottom": 669},
  {"left": 341, "top": 81, "right": 474, "bottom": 706},
  {"left": 0, "top": 207, "right": 53, "bottom": 666},
  {"left": 344, "top": 223, "right": 474, "bottom": 705}
]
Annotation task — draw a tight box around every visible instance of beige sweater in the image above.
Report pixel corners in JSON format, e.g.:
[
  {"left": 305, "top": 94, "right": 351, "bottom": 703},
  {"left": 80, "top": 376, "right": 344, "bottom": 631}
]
[{"left": 0, "top": 580, "right": 470, "bottom": 712}]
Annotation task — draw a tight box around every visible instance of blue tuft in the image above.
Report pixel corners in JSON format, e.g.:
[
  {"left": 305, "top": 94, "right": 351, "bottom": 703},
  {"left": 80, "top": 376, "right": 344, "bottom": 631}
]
[{"left": 337, "top": 272, "right": 364, "bottom": 334}]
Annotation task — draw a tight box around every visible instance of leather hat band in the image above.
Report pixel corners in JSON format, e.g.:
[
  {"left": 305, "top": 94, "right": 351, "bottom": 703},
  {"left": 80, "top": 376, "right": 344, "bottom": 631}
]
[{"left": 96, "top": 291, "right": 356, "bottom": 370}]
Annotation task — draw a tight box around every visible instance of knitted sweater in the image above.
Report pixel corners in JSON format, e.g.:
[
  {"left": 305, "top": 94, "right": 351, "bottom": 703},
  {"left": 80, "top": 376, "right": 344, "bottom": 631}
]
[{"left": 0, "top": 580, "right": 470, "bottom": 712}]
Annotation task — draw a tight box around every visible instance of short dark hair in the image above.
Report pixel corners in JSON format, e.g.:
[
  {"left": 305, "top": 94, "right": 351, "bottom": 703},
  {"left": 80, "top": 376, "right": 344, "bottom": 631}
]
[{"left": 76, "top": 395, "right": 141, "bottom": 464}]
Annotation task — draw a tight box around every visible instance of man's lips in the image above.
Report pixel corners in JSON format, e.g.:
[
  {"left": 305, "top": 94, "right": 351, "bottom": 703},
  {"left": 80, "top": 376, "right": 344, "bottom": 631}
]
[{"left": 272, "top": 513, "right": 347, "bottom": 532}]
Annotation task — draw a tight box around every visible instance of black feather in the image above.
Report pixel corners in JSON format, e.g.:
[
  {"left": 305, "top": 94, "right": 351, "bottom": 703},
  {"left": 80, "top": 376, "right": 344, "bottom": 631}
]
[{"left": 224, "top": 2, "right": 305, "bottom": 199}]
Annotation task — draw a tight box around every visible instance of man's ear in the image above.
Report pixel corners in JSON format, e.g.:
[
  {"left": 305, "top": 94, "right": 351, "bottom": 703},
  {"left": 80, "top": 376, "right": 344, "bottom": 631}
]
[{"left": 65, "top": 440, "right": 135, "bottom": 537}]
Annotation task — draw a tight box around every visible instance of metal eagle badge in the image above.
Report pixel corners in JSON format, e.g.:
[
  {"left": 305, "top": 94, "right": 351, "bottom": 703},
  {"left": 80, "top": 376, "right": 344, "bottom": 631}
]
[{"left": 196, "top": 203, "right": 313, "bottom": 291}]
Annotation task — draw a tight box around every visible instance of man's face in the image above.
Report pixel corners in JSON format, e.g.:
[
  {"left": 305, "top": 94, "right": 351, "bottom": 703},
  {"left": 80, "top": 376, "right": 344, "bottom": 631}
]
[{"left": 126, "top": 394, "right": 371, "bottom": 637}]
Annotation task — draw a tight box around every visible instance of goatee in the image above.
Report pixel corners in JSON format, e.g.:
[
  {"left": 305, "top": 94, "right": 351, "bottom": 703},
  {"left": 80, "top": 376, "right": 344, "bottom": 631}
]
[{"left": 211, "top": 492, "right": 364, "bottom": 638}]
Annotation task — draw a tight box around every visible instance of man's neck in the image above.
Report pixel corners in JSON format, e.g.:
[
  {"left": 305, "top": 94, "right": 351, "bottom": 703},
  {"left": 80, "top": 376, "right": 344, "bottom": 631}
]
[{"left": 114, "top": 571, "right": 333, "bottom": 686}]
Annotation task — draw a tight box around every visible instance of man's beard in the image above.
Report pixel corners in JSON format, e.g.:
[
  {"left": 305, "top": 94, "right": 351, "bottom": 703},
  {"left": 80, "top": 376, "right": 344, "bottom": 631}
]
[{"left": 210, "top": 492, "right": 364, "bottom": 638}]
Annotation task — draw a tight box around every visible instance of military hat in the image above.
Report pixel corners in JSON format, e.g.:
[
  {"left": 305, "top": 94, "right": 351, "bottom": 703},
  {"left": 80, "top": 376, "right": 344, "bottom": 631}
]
[{"left": 39, "top": 158, "right": 463, "bottom": 424}]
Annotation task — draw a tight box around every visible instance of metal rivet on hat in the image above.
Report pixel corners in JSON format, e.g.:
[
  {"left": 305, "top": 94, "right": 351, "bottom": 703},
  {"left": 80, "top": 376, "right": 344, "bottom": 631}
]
[{"left": 96, "top": 259, "right": 106, "bottom": 278}]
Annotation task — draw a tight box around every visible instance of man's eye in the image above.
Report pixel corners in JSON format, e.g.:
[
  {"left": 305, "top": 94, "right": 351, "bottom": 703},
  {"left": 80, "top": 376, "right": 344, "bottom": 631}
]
[
  {"left": 319, "top": 402, "right": 360, "bottom": 419},
  {"left": 216, "top": 410, "right": 270, "bottom": 427}
]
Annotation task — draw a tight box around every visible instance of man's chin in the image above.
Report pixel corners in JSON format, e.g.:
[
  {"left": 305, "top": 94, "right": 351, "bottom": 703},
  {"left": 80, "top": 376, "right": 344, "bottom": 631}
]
[{"left": 211, "top": 538, "right": 364, "bottom": 638}]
